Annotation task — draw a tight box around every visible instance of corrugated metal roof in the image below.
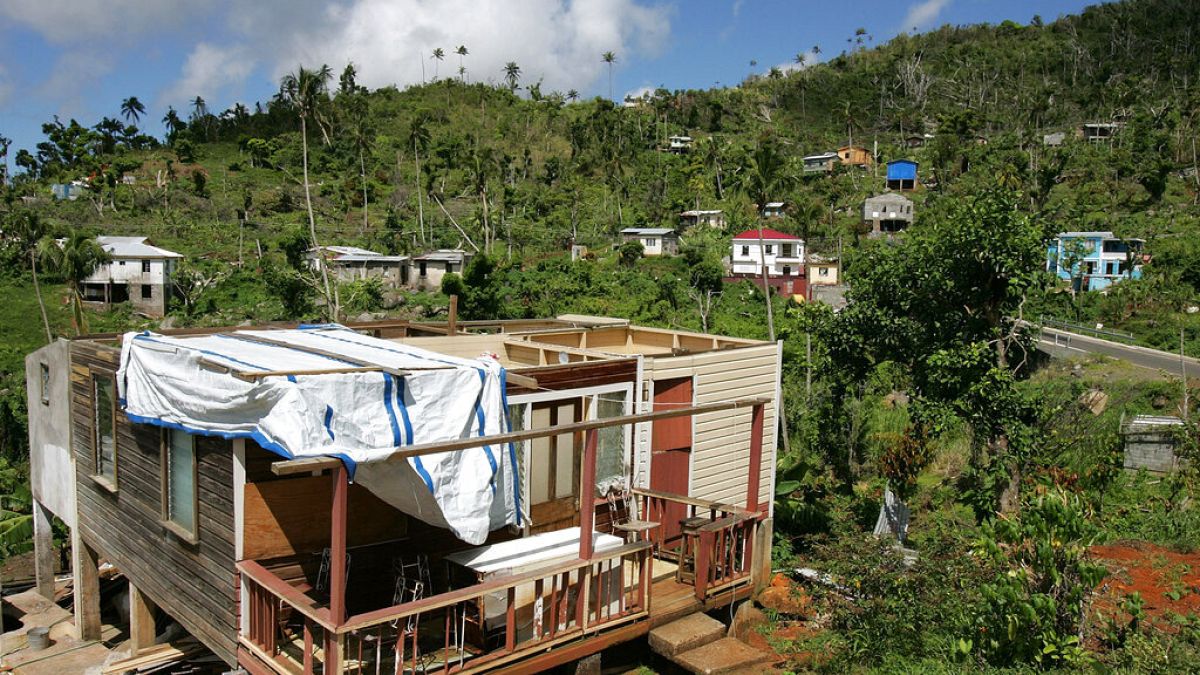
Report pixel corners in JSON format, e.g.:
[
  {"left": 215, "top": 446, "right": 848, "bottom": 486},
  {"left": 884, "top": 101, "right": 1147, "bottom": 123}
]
[
  {"left": 96, "top": 236, "right": 183, "bottom": 258},
  {"left": 622, "top": 227, "right": 676, "bottom": 235}
]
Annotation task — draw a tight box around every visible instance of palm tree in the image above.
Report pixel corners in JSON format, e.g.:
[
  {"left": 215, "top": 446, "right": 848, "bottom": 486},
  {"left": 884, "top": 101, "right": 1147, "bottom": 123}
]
[
  {"left": 279, "top": 65, "right": 339, "bottom": 319},
  {"left": 162, "top": 106, "right": 185, "bottom": 138},
  {"left": 455, "top": 45, "right": 468, "bottom": 81},
  {"left": 120, "top": 96, "right": 146, "bottom": 124},
  {"left": 37, "top": 232, "right": 111, "bottom": 335},
  {"left": 566, "top": 89, "right": 579, "bottom": 102},
  {"left": 431, "top": 48, "right": 444, "bottom": 79},
  {"left": 602, "top": 51, "right": 617, "bottom": 100},
  {"left": 793, "top": 53, "right": 807, "bottom": 67},
  {"left": 503, "top": 62, "right": 521, "bottom": 91},
  {"left": 409, "top": 115, "right": 432, "bottom": 243}
]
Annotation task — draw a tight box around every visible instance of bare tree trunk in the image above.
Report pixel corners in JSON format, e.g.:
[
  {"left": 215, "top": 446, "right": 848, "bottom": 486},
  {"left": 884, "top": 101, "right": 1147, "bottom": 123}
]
[
  {"left": 31, "top": 250, "right": 52, "bottom": 344},
  {"left": 302, "top": 116, "right": 338, "bottom": 321},
  {"left": 360, "top": 148, "right": 369, "bottom": 236},
  {"left": 414, "top": 141, "right": 426, "bottom": 244}
]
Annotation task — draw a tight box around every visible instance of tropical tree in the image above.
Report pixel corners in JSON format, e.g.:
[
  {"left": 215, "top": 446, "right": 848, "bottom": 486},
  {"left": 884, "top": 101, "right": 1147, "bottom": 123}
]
[
  {"left": 567, "top": 89, "right": 579, "bottom": 103},
  {"left": 503, "top": 62, "right": 521, "bottom": 91},
  {"left": 36, "top": 231, "right": 111, "bottom": 335},
  {"left": 339, "top": 62, "right": 359, "bottom": 95},
  {"left": 161, "top": 106, "right": 185, "bottom": 142},
  {"left": 602, "top": 51, "right": 617, "bottom": 100},
  {"left": 431, "top": 48, "right": 444, "bottom": 79},
  {"left": 120, "top": 96, "right": 146, "bottom": 124},
  {"left": 279, "top": 65, "right": 339, "bottom": 319},
  {"left": 455, "top": 45, "right": 468, "bottom": 81},
  {"left": 409, "top": 115, "right": 432, "bottom": 243}
]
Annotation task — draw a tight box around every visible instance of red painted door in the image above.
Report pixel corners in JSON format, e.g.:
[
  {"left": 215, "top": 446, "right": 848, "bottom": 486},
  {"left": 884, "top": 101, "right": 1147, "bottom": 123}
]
[{"left": 650, "top": 377, "right": 693, "bottom": 547}]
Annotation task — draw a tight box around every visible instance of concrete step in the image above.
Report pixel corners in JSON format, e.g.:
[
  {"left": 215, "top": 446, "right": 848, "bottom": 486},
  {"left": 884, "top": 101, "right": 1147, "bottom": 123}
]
[
  {"left": 674, "top": 637, "right": 773, "bottom": 675},
  {"left": 647, "top": 613, "right": 726, "bottom": 659}
]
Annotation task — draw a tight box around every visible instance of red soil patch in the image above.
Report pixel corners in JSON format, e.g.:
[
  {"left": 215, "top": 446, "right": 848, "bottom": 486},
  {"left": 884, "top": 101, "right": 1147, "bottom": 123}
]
[{"left": 1090, "top": 541, "right": 1200, "bottom": 629}]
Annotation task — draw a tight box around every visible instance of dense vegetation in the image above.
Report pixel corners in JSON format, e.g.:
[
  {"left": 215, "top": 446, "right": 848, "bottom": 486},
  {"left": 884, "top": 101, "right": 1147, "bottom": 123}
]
[{"left": 3, "top": 0, "right": 1200, "bottom": 669}]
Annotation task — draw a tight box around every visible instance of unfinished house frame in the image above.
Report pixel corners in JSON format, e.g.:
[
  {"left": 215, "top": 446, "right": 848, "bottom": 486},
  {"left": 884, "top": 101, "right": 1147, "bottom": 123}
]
[{"left": 26, "top": 316, "right": 779, "bottom": 674}]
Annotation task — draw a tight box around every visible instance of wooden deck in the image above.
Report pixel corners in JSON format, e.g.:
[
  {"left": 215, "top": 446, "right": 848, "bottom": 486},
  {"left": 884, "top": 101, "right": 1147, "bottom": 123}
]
[{"left": 646, "top": 558, "right": 750, "bottom": 628}]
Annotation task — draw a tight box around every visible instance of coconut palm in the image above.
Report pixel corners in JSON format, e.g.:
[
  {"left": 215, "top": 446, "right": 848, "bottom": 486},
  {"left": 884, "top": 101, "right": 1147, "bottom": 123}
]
[
  {"left": 455, "top": 45, "right": 468, "bottom": 81},
  {"left": 503, "top": 62, "right": 521, "bottom": 91},
  {"left": 37, "top": 231, "right": 111, "bottom": 335},
  {"left": 602, "top": 51, "right": 617, "bottom": 100},
  {"left": 279, "top": 65, "right": 338, "bottom": 319},
  {"left": 120, "top": 96, "right": 146, "bottom": 124},
  {"left": 162, "top": 106, "right": 185, "bottom": 137},
  {"left": 566, "top": 89, "right": 579, "bottom": 102},
  {"left": 431, "top": 48, "right": 444, "bottom": 79}
]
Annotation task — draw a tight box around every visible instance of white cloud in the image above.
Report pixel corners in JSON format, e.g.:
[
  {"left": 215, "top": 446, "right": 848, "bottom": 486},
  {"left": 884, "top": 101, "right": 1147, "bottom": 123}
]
[
  {"left": 900, "top": 0, "right": 952, "bottom": 32},
  {"left": 0, "top": 0, "right": 215, "bottom": 44},
  {"left": 622, "top": 85, "right": 654, "bottom": 103},
  {"left": 207, "top": 0, "right": 670, "bottom": 99},
  {"left": 161, "top": 43, "right": 254, "bottom": 108},
  {"left": 36, "top": 50, "right": 116, "bottom": 119}
]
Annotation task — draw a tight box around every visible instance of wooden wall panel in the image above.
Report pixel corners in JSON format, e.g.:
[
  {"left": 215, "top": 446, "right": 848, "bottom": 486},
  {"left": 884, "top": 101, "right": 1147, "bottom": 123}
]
[
  {"left": 70, "top": 340, "right": 238, "bottom": 666},
  {"left": 242, "top": 474, "right": 407, "bottom": 560}
]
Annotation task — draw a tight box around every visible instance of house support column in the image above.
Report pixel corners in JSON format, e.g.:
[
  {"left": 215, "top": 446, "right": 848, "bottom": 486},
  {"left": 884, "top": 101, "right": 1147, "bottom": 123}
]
[
  {"left": 327, "top": 463, "right": 348, "bottom": 673},
  {"left": 129, "top": 582, "right": 158, "bottom": 652},
  {"left": 33, "top": 500, "right": 55, "bottom": 600},
  {"left": 746, "top": 403, "right": 765, "bottom": 591},
  {"left": 73, "top": 532, "right": 102, "bottom": 640}
]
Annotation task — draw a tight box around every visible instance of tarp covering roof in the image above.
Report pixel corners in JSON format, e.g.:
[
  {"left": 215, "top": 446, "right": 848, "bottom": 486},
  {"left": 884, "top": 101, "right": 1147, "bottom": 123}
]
[{"left": 117, "top": 325, "right": 518, "bottom": 544}]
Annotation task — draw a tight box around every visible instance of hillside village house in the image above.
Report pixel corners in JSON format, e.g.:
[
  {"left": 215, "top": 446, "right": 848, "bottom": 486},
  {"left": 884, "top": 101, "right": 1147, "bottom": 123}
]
[
  {"left": 802, "top": 152, "right": 838, "bottom": 174},
  {"left": 836, "top": 145, "right": 873, "bottom": 168},
  {"left": 306, "top": 245, "right": 409, "bottom": 289},
  {"left": 667, "top": 135, "right": 693, "bottom": 153},
  {"left": 1080, "top": 122, "right": 1121, "bottom": 142},
  {"left": 761, "top": 202, "right": 786, "bottom": 219},
  {"left": 621, "top": 227, "right": 679, "bottom": 256},
  {"left": 678, "top": 209, "right": 726, "bottom": 230},
  {"left": 410, "top": 249, "right": 469, "bottom": 291},
  {"left": 1043, "top": 131, "right": 1067, "bottom": 147},
  {"left": 24, "top": 316, "right": 779, "bottom": 674},
  {"left": 726, "top": 228, "right": 806, "bottom": 297},
  {"left": 1047, "top": 231, "right": 1145, "bottom": 292},
  {"left": 80, "top": 236, "right": 182, "bottom": 317},
  {"left": 806, "top": 255, "right": 840, "bottom": 288},
  {"left": 863, "top": 193, "right": 915, "bottom": 237},
  {"left": 886, "top": 159, "right": 919, "bottom": 191}
]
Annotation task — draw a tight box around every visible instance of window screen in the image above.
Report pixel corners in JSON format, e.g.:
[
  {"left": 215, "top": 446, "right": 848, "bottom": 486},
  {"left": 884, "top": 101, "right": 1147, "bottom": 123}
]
[
  {"left": 165, "top": 429, "right": 196, "bottom": 535},
  {"left": 94, "top": 377, "right": 116, "bottom": 483}
]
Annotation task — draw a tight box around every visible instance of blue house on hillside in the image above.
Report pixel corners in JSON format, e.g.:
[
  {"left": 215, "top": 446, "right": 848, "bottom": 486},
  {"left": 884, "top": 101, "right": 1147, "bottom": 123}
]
[
  {"left": 1046, "top": 231, "right": 1144, "bottom": 292},
  {"left": 886, "top": 160, "right": 918, "bottom": 191}
]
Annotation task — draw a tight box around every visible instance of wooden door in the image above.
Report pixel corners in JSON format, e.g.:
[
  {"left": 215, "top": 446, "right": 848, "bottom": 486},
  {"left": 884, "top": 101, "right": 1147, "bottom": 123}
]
[
  {"left": 528, "top": 399, "right": 583, "bottom": 534},
  {"left": 649, "top": 377, "right": 693, "bottom": 546}
]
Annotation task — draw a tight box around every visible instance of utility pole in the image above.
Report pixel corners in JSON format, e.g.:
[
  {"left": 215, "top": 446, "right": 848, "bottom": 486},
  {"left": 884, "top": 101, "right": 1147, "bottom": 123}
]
[{"left": 1182, "top": 326, "right": 1189, "bottom": 421}]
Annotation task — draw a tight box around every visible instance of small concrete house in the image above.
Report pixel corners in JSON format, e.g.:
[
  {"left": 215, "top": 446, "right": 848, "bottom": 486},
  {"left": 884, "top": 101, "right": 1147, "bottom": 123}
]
[
  {"left": 667, "top": 135, "right": 693, "bottom": 153},
  {"left": 1043, "top": 132, "right": 1067, "bottom": 147},
  {"left": 678, "top": 210, "right": 726, "bottom": 230},
  {"left": 726, "top": 228, "right": 806, "bottom": 297},
  {"left": 837, "top": 145, "right": 873, "bottom": 168},
  {"left": 409, "top": 249, "right": 470, "bottom": 291},
  {"left": 81, "top": 236, "right": 182, "bottom": 317},
  {"left": 863, "top": 193, "right": 914, "bottom": 236},
  {"left": 1080, "top": 122, "right": 1121, "bottom": 142},
  {"left": 802, "top": 153, "right": 838, "bottom": 174},
  {"left": 886, "top": 160, "right": 919, "bottom": 191},
  {"left": 307, "top": 245, "right": 409, "bottom": 289},
  {"left": 806, "top": 255, "right": 840, "bottom": 287},
  {"left": 621, "top": 227, "right": 679, "bottom": 257},
  {"left": 1123, "top": 415, "right": 1185, "bottom": 473},
  {"left": 1047, "top": 231, "right": 1144, "bottom": 292}
]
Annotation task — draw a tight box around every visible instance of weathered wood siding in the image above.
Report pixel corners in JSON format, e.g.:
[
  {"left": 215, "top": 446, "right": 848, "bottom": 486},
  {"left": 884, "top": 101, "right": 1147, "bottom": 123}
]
[
  {"left": 70, "top": 341, "right": 238, "bottom": 665},
  {"left": 644, "top": 343, "right": 779, "bottom": 511}
]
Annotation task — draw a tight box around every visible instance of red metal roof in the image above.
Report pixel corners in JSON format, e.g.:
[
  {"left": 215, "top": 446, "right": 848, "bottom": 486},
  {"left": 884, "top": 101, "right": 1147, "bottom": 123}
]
[{"left": 732, "top": 228, "right": 802, "bottom": 241}]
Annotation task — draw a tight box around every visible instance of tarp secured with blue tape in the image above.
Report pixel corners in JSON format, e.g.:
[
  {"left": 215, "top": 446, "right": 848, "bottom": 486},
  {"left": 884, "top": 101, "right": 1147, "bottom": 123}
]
[{"left": 117, "top": 326, "right": 519, "bottom": 544}]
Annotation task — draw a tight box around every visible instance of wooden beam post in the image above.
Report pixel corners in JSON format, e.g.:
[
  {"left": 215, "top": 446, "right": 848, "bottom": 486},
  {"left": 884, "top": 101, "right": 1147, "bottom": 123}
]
[
  {"left": 73, "top": 532, "right": 102, "bottom": 641},
  {"left": 579, "top": 429, "right": 598, "bottom": 560},
  {"left": 128, "top": 582, "right": 158, "bottom": 652},
  {"left": 746, "top": 403, "right": 764, "bottom": 513},
  {"left": 448, "top": 294, "right": 458, "bottom": 335},
  {"left": 330, "top": 464, "right": 348, "bottom": 627}
]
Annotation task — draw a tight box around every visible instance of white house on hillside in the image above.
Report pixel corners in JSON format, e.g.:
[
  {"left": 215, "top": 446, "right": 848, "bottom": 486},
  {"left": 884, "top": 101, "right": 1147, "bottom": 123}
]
[
  {"left": 81, "top": 236, "right": 182, "bottom": 317},
  {"left": 726, "top": 228, "right": 806, "bottom": 296},
  {"left": 307, "top": 245, "right": 409, "bottom": 289},
  {"left": 621, "top": 227, "right": 679, "bottom": 257}
]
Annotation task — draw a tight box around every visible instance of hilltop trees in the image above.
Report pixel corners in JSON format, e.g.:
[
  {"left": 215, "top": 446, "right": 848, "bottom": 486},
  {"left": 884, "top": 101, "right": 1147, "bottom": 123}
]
[
  {"left": 36, "top": 231, "right": 110, "bottom": 334},
  {"left": 503, "top": 62, "right": 521, "bottom": 91},
  {"left": 602, "top": 51, "right": 617, "bottom": 100},
  {"left": 120, "top": 96, "right": 146, "bottom": 124}
]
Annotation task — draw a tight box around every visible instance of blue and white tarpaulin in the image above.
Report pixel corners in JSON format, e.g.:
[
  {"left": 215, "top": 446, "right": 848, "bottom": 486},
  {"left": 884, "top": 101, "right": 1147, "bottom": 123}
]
[{"left": 117, "top": 326, "right": 519, "bottom": 544}]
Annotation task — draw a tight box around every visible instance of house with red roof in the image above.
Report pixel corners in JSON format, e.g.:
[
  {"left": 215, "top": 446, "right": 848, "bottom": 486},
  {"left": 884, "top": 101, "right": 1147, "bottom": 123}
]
[{"left": 725, "top": 228, "right": 807, "bottom": 298}]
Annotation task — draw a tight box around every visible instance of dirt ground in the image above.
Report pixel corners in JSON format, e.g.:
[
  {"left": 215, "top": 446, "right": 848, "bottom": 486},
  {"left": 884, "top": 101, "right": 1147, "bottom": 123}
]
[{"left": 1091, "top": 541, "right": 1200, "bottom": 630}]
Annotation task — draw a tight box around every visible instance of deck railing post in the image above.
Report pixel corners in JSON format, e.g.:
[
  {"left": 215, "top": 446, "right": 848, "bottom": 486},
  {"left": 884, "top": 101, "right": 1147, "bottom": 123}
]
[
  {"left": 579, "top": 429, "right": 599, "bottom": 560},
  {"left": 695, "top": 530, "right": 713, "bottom": 601}
]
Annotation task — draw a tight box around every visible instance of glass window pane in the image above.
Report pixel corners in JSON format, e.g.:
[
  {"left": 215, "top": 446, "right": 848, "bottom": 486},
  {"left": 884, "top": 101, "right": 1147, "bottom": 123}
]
[
  {"left": 530, "top": 406, "right": 551, "bottom": 504},
  {"left": 94, "top": 378, "right": 115, "bottom": 481},
  {"left": 168, "top": 429, "right": 196, "bottom": 533},
  {"left": 596, "top": 392, "right": 628, "bottom": 490}
]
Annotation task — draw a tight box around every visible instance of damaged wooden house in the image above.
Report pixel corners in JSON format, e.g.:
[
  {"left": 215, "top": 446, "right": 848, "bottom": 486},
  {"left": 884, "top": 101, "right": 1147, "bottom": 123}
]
[{"left": 24, "top": 316, "right": 780, "bottom": 674}]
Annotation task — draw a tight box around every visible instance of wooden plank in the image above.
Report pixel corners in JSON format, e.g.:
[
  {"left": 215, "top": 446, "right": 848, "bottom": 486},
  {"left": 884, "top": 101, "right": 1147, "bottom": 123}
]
[
  {"left": 272, "top": 398, "right": 772, "bottom": 475},
  {"left": 329, "top": 464, "right": 347, "bottom": 627},
  {"left": 128, "top": 582, "right": 158, "bottom": 652},
  {"left": 75, "top": 535, "right": 102, "bottom": 640}
]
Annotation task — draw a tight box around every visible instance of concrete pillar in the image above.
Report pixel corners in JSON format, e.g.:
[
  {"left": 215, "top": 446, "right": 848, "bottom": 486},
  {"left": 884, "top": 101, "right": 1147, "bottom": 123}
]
[
  {"left": 129, "top": 583, "right": 158, "bottom": 652},
  {"left": 73, "top": 532, "right": 102, "bottom": 640},
  {"left": 33, "top": 501, "right": 56, "bottom": 600}
]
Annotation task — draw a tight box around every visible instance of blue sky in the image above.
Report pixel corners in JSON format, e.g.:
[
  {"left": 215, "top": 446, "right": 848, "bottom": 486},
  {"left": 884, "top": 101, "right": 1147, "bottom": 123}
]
[{"left": 0, "top": 0, "right": 1097, "bottom": 161}]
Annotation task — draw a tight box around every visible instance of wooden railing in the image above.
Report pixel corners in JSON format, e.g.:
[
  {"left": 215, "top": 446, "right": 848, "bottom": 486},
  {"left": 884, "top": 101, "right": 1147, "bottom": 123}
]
[
  {"left": 631, "top": 488, "right": 760, "bottom": 602},
  {"left": 239, "top": 541, "right": 652, "bottom": 674}
]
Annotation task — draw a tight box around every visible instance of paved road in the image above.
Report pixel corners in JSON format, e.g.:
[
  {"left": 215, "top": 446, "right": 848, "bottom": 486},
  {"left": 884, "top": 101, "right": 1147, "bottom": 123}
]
[{"left": 1039, "top": 327, "right": 1200, "bottom": 377}]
